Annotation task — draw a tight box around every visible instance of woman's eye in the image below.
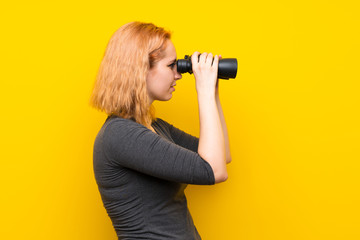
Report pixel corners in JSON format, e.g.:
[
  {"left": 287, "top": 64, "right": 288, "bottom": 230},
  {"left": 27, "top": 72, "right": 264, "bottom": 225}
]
[{"left": 168, "top": 63, "right": 176, "bottom": 69}]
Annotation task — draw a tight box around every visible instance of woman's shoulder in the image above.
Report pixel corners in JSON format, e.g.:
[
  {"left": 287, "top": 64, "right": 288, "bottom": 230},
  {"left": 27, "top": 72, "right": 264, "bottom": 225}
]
[
  {"left": 98, "top": 116, "right": 155, "bottom": 147},
  {"left": 103, "top": 115, "right": 148, "bottom": 134},
  {"left": 105, "top": 115, "right": 135, "bottom": 124},
  {"left": 103, "top": 115, "right": 174, "bottom": 136}
]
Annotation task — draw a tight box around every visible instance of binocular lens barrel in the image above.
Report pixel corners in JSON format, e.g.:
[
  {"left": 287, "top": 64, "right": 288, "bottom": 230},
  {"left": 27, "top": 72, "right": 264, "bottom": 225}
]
[{"left": 176, "top": 55, "right": 238, "bottom": 79}]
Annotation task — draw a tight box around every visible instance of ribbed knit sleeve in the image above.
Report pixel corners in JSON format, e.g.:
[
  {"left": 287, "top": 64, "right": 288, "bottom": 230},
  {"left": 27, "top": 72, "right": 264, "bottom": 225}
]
[
  {"left": 102, "top": 118, "right": 215, "bottom": 185},
  {"left": 154, "top": 118, "right": 199, "bottom": 153}
]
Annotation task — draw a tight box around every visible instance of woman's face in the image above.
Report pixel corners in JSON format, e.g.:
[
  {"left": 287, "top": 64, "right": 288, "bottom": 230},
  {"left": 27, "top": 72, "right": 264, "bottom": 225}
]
[{"left": 146, "top": 39, "right": 182, "bottom": 103}]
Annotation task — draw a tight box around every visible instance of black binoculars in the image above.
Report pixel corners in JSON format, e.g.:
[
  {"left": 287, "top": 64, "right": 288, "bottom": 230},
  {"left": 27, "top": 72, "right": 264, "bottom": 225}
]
[{"left": 176, "top": 55, "right": 238, "bottom": 79}]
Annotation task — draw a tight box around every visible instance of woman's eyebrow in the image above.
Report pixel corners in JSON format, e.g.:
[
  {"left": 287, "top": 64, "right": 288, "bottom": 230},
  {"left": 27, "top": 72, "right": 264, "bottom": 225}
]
[{"left": 168, "top": 58, "right": 177, "bottom": 64}]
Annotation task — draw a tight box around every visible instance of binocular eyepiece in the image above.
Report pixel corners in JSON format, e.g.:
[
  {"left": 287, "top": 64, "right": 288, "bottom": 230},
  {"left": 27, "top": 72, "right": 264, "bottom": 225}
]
[{"left": 176, "top": 55, "right": 238, "bottom": 79}]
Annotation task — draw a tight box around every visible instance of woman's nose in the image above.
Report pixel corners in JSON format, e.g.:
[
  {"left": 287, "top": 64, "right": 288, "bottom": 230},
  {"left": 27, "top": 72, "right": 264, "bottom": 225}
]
[{"left": 174, "top": 67, "right": 182, "bottom": 80}]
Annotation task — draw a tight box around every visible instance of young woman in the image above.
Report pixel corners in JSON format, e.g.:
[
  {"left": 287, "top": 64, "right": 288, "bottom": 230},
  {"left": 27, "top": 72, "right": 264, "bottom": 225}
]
[{"left": 90, "top": 21, "right": 231, "bottom": 240}]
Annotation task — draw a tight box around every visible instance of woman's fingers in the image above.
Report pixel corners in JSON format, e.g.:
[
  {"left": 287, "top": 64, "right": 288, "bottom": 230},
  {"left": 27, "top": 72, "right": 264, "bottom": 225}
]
[
  {"left": 194, "top": 52, "right": 215, "bottom": 67},
  {"left": 212, "top": 54, "right": 219, "bottom": 70},
  {"left": 192, "top": 52, "right": 219, "bottom": 67},
  {"left": 199, "top": 52, "right": 207, "bottom": 65},
  {"left": 191, "top": 51, "right": 200, "bottom": 66},
  {"left": 206, "top": 53, "right": 213, "bottom": 66},
  {"left": 191, "top": 51, "right": 220, "bottom": 82}
]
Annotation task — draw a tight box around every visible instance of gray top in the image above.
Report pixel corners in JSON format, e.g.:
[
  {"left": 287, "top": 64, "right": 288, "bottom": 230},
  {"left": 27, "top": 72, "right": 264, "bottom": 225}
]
[{"left": 93, "top": 115, "right": 215, "bottom": 240}]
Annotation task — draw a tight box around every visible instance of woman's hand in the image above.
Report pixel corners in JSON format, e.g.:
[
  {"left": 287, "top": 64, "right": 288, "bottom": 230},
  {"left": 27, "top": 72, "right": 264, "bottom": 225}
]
[
  {"left": 192, "top": 52, "right": 228, "bottom": 183},
  {"left": 191, "top": 52, "right": 219, "bottom": 96},
  {"left": 215, "top": 55, "right": 222, "bottom": 95}
]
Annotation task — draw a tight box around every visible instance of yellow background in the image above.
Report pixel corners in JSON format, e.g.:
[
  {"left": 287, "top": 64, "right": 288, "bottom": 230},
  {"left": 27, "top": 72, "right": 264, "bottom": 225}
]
[{"left": 1, "top": 0, "right": 359, "bottom": 239}]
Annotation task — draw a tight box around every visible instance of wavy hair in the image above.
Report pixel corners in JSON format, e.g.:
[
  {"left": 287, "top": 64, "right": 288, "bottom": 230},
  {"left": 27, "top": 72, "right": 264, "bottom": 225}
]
[{"left": 89, "top": 21, "right": 171, "bottom": 128}]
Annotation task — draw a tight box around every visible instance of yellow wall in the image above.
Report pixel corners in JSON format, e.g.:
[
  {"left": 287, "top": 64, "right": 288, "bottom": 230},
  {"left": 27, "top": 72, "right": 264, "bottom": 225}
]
[{"left": 1, "top": 0, "right": 359, "bottom": 239}]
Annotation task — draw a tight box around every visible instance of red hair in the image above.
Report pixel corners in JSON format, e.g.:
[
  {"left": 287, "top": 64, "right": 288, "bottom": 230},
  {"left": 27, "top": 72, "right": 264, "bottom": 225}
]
[{"left": 89, "top": 22, "right": 171, "bottom": 128}]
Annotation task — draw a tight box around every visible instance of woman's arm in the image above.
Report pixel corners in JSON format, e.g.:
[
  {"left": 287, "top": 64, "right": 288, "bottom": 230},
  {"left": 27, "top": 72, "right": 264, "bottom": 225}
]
[
  {"left": 216, "top": 86, "right": 232, "bottom": 164},
  {"left": 192, "top": 52, "right": 228, "bottom": 184},
  {"left": 154, "top": 118, "right": 199, "bottom": 153},
  {"left": 102, "top": 118, "right": 215, "bottom": 185}
]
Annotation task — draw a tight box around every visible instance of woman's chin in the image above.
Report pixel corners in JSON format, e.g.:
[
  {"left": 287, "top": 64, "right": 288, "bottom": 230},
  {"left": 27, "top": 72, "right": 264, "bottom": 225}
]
[
  {"left": 156, "top": 94, "right": 172, "bottom": 102},
  {"left": 165, "top": 94, "right": 173, "bottom": 101}
]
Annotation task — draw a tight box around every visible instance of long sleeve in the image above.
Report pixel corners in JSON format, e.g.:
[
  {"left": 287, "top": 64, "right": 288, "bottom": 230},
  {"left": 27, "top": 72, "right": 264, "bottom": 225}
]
[
  {"left": 102, "top": 118, "right": 215, "bottom": 185},
  {"left": 153, "top": 118, "right": 199, "bottom": 153}
]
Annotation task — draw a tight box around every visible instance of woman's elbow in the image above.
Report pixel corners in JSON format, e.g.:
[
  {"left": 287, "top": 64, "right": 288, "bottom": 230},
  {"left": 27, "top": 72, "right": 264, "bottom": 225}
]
[
  {"left": 214, "top": 171, "right": 228, "bottom": 184},
  {"left": 226, "top": 157, "right": 232, "bottom": 164}
]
